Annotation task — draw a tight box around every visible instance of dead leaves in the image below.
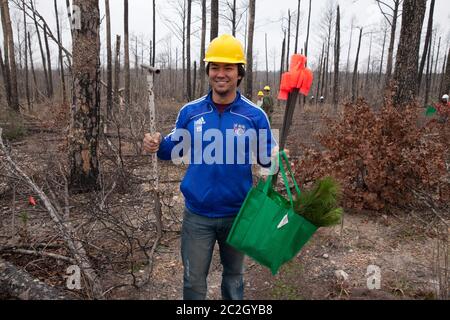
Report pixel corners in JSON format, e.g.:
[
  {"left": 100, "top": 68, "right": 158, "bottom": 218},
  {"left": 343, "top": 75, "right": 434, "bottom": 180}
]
[{"left": 293, "top": 99, "right": 449, "bottom": 211}]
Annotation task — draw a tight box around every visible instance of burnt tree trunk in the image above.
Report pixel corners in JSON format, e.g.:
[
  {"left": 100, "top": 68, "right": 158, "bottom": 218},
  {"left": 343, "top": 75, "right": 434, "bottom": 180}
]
[
  {"left": 392, "top": 0, "right": 427, "bottom": 108},
  {"left": 1, "top": 0, "right": 19, "bottom": 112},
  {"left": 286, "top": 10, "right": 291, "bottom": 70},
  {"left": 316, "top": 42, "right": 324, "bottom": 103},
  {"left": 152, "top": 0, "right": 156, "bottom": 66},
  {"left": 44, "top": 24, "right": 54, "bottom": 98},
  {"left": 365, "top": 33, "right": 373, "bottom": 91},
  {"left": 69, "top": 0, "right": 101, "bottom": 193},
  {"left": 210, "top": 0, "right": 219, "bottom": 41},
  {"left": 265, "top": 33, "right": 269, "bottom": 84},
  {"left": 304, "top": 0, "right": 311, "bottom": 59},
  {"left": 231, "top": 0, "right": 237, "bottom": 36},
  {"left": 417, "top": 0, "right": 435, "bottom": 93},
  {"left": 379, "top": 28, "right": 387, "bottom": 82},
  {"left": 114, "top": 35, "right": 121, "bottom": 110},
  {"left": 31, "top": 0, "right": 49, "bottom": 98},
  {"left": 0, "top": 5, "right": 11, "bottom": 109},
  {"left": 431, "top": 36, "right": 440, "bottom": 95},
  {"left": 186, "top": 0, "right": 192, "bottom": 101},
  {"left": 424, "top": 32, "right": 432, "bottom": 105},
  {"left": 333, "top": 5, "right": 340, "bottom": 110},
  {"left": 384, "top": 0, "right": 400, "bottom": 89},
  {"left": 65, "top": 0, "right": 73, "bottom": 39},
  {"left": 199, "top": 0, "right": 206, "bottom": 96},
  {"left": 352, "top": 27, "right": 363, "bottom": 103},
  {"left": 245, "top": 0, "right": 256, "bottom": 99},
  {"left": 105, "top": 0, "right": 113, "bottom": 119},
  {"left": 280, "top": 32, "right": 286, "bottom": 84},
  {"left": 28, "top": 32, "right": 39, "bottom": 102},
  {"left": 294, "top": 0, "right": 301, "bottom": 53},
  {"left": 54, "top": 0, "right": 67, "bottom": 104},
  {"left": 124, "top": 0, "right": 130, "bottom": 109},
  {"left": 23, "top": 0, "right": 31, "bottom": 110}
]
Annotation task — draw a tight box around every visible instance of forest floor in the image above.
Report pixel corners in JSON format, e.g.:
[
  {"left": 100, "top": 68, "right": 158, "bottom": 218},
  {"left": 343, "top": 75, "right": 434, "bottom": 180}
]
[{"left": 0, "top": 100, "right": 447, "bottom": 300}]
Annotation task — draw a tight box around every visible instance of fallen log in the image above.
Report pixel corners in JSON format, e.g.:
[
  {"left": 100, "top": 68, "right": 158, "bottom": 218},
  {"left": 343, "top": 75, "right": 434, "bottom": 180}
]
[{"left": 0, "top": 258, "right": 71, "bottom": 300}]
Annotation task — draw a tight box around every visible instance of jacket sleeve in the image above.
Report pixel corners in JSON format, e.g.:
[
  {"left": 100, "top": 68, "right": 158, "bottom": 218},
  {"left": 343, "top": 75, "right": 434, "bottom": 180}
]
[
  {"left": 157, "top": 107, "right": 189, "bottom": 161},
  {"left": 256, "top": 111, "right": 278, "bottom": 168}
]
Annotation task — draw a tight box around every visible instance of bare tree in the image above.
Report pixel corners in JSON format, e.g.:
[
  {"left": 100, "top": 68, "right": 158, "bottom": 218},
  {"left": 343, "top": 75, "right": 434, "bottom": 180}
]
[
  {"left": 365, "top": 32, "right": 374, "bottom": 90},
  {"left": 152, "top": 0, "right": 156, "bottom": 66},
  {"left": 424, "top": 30, "right": 433, "bottom": 105},
  {"left": 315, "top": 42, "right": 325, "bottom": 103},
  {"left": 230, "top": 0, "right": 237, "bottom": 36},
  {"left": 376, "top": 0, "right": 403, "bottom": 89},
  {"left": 30, "top": 0, "right": 49, "bottom": 97},
  {"left": 286, "top": 10, "right": 291, "bottom": 70},
  {"left": 392, "top": 0, "right": 426, "bottom": 108},
  {"left": 186, "top": 0, "right": 192, "bottom": 100},
  {"left": 65, "top": 0, "right": 73, "bottom": 39},
  {"left": 378, "top": 24, "right": 388, "bottom": 82},
  {"left": 319, "top": 0, "right": 335, "bottom": 100},
  {"left": 199, "top": 0, "right": 207, "bottom": 97},
  {"left": 43, "top": 24, "right": 54, "bottom": 98},
  {"left": 27, "top": 31, "right": 39, "bottom": 102},
  {"left": 280, "top": 31, "right": 286, "bottom": 83},
  {"left": 161, "top": 0, "right": 187, "bottom": 96},
  {"left": 124, "top": 0, "right": 130, "bottom": 108},
  {"left": 23, "top": 0, "right": 31, "bottom": 110},
  {"left": 1, "top": 0, "right": 19, "bottom": 112},
  {"left": 294, "top": 0, "right": 301, "bottom": 53},
  {"left": 245, "top": 0, "right": 256, "bottom": 99},
  {"left": 431, "top": 35, "right": 441, "bottom": 94},
  {"left": 211, "top": 0, "right": 219, "bottom": 40},
  {"left": 352, "top": 27, "right": 363, "bottom": 103},
  {"left": 265, "top": 33, "right": 269, "bottom": 84},
  {"left": 69, "top": 0, "right": 101, "bottom": 192},
  {"left": 304, "top": 0, "right": 312, "bottom": 59},
  {"left": 333, "top": 5, "right": 340, "bottom": 110},
  {"left": 114, "top": 35, "right": 121, "bottom": 108},
  {"left": 417, "top": 0, "right": 435, "bottom": 93},
  {"left": 105, "top": 0, "right": 112, "bottom": 119},
  {"left": 54, "top": 0, "right": 66, "bottom": 104},
  {"left": 0, "top": 20, "right": 12, "bottom": 109}
]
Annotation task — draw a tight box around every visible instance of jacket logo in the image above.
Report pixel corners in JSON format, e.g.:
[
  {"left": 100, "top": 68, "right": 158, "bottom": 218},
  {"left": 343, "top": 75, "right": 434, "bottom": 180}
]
[
  {"left": 195, "top": 117, "right": 206, "bottom": 132},
  {"left": 233, "top": 124, "right": 246, "bottom": 136}
]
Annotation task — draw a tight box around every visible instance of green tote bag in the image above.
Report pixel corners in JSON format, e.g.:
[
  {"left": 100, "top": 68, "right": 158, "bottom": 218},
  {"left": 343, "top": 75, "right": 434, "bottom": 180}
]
[{"left": 227, "top": 151, "right": 317, "bottom": 275}]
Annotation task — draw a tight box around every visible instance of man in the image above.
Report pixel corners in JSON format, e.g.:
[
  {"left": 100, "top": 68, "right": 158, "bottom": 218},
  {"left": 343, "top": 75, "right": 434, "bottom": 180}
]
[
  {"left": 319, "top": 96, "right": 324, "bottom": 104},
  {"left": 143, "top": 34, "right": 277, "bottom": 300},
  {"left": 436, "top": 94, "right": 449, "bottom": 123},
  {"left": 261, "top": 86, "right": 274, "bottom": 124},
  {"left": 256, "top": 90, "right": 264, "bottom": 107}
]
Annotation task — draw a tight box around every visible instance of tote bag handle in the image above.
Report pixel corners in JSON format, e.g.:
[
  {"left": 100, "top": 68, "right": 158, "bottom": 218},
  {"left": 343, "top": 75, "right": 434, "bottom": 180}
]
[{"left": 263, "top": 150, "right": 301, "bottom": 206}]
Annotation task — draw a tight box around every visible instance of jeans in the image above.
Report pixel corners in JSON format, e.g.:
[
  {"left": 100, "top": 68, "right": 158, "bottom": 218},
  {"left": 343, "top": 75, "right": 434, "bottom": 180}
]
[{"left": 181, "top": 208, "right": 245, "bottom": 300}]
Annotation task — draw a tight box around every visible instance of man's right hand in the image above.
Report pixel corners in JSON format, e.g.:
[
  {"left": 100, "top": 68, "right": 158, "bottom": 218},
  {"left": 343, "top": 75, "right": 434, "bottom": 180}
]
[{"left": 143, "top": 132, "right": 162, "bottom": 154}]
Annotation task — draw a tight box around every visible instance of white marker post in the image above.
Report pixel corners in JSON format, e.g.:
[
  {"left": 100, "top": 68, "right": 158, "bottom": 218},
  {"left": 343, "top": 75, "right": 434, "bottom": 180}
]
[
  {"left": 141, "top": 64, "right": 162, "bottom": 282},
  {"left": 142, "top": 65, "right": 161, "bottom": 190}
]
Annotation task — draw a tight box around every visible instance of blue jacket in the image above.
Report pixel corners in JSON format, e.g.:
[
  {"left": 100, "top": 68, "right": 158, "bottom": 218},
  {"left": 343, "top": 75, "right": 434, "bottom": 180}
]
[{"left": 157, "top": 91, "right": 277, "bottom": 218}]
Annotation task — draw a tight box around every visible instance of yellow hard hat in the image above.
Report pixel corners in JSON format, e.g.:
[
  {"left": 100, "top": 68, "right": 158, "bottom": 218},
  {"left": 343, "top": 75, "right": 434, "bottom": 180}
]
[
  {"left": 204, "top": 34, "right": 246, "bottom": 65},
  {"left": 258, "top": 91, "right": 264, "bottom": 97},
  {"left": 264, "top": 86, "right": 271, "bottom": 91}
]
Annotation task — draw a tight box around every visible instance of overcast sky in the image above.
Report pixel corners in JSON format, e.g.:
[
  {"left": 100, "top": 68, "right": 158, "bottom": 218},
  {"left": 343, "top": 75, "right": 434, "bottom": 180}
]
[{"left": 7, "top": 0, "right": 450, "bottom": 71}]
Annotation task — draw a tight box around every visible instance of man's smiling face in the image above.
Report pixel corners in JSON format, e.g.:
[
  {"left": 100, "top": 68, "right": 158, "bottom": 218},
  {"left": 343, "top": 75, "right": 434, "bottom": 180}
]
[{"left": 208, "top": 63, "right": 241, "bottom": 97}]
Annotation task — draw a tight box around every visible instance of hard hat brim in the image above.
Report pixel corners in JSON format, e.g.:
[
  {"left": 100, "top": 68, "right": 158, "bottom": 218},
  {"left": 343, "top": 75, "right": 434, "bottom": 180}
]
[{"left": 204, "top": 57, "right": 247, "bottom": 65}]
